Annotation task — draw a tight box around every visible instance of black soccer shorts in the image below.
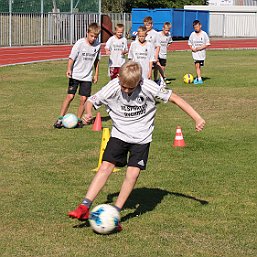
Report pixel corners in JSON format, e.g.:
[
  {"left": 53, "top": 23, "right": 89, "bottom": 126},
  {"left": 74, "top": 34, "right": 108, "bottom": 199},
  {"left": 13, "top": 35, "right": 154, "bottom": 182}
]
[
  {"left": 194, "top": 60, "right": 205, "bottom": 66},
  {"left": 67, "top": 78, "right": 92, "bottom": 96},
  {"left": 102, "top": 137, "right": 150, "bottom": 170},
  {"left": 158, "top": 57, "right": 167, "bottom": 67}
]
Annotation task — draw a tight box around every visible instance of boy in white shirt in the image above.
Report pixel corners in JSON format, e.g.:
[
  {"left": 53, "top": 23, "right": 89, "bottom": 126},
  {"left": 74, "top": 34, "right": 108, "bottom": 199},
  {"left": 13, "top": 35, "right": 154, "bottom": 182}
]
[
  {"left": 143, "top": 16, "right": 160, "bottom": 62},
  {"left": 188, "top": 20, "right": 211, "bottom": 85},
  {"left": 105, "top": 24, "right": 128, "bottom": 80},
  {"left": 68, "top": 60, "right": 206, "bottom": 232},
  {"left": 53, "top": 23, "right": 101, "bottom": 128},
  {"left": 128, "top": 26, "right": 155, "bottom": 79},
  {"left": 157, "top": 22, "right": 173, "bottom": 84}
]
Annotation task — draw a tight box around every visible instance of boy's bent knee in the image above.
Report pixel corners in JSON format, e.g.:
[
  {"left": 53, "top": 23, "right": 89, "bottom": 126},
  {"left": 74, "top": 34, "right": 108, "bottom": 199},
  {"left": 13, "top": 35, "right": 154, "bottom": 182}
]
[
  {"left": 66, "top": 94, "right": 75, "bottom": 101},
  {"left": 98, "top": 161, "right": 115, "bottom": 174}
]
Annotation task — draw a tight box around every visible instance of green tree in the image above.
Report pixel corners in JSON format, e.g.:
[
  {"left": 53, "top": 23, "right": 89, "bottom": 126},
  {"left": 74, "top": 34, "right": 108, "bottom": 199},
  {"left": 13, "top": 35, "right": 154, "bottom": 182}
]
[{"left": 123, "top": 0, "right": 206, "bottom": 12}]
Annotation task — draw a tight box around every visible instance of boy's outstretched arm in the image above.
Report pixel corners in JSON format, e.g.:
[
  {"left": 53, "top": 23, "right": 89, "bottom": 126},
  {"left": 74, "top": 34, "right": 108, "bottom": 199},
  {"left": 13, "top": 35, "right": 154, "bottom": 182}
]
[{"left": 169, "top": 93, "right": 205, "bottom": 132}]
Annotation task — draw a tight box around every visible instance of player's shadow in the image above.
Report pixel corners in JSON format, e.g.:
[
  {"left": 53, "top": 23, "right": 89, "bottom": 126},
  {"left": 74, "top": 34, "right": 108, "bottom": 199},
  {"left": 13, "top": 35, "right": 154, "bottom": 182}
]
[
  {"left": 101, "top": 115, "right": 111, "bottom": 122},
  {"left": 202, "top": 77, "right": 211, "bottom": 81},
  {"left": 105, "top": 187, "right": 208, "bottom": 222},
  {"left": 165, "top": 77, "right": 176, "bottom": 81}
]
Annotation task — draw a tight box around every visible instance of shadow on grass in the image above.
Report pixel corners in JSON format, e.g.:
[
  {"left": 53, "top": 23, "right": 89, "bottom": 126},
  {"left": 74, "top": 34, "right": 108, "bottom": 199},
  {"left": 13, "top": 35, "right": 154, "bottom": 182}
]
[
  {"left": 101, "top": 115, "right": 111, "bottom": 122},
  {"left": 202, "top": 77, "right": 211, "bottom": 81},
  {"left": 105, "top": 187, "right": 208, "bottom": 222},
  {"left": 73, "top": 219, "right": 90, "bottom": 228},
  {"left": 72, "top": 187, "right": 208, "bottom": 228}
]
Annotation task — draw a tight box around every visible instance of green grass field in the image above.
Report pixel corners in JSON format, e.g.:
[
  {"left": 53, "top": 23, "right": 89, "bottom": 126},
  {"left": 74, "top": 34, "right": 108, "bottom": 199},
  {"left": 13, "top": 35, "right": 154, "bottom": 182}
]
[{"left": 1, "top": 50, "right": 257, "bottom": 257}]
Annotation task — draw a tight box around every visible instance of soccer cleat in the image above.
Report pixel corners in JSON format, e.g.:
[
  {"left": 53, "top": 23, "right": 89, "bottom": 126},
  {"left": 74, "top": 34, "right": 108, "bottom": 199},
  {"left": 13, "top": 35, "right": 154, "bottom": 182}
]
[
  {"left": 197, "top": 78, "right": 203, "bottom": 84},
  {"left": 68, "top": 204, "right": 89, "bottom": 220},
  {"left": 53, "top": 117, "right": 63, "bottom": 129},
  {"left": 76, "top": 120, "right": 84, "bottom": 128},
  {"left": 194, "top": 78, "right": 204, "bottom": 85},
  {"left": 164, "top": 78, "right": 171, "bottom": 84}
]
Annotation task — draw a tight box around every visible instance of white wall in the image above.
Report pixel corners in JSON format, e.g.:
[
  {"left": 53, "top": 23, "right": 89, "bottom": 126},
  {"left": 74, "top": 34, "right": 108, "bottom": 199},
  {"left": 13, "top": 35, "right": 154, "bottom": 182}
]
[{"left": 184, "top": 5, "right": 257, "bottom": 37}]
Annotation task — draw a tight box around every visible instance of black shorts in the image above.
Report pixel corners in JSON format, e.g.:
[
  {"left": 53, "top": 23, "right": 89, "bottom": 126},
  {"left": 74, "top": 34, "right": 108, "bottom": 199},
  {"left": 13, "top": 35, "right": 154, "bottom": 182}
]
[
  {"left": 67, "top": 78, "right": 92, "bottom": 96},
  {"left": 102, "top": 137, "right": 150, "bottom": 170},
  {"left": 194, "top": 60, "right": 205, "bottom": 66},
  {"left": 158, "top": 58, "right": 167, "bottom": 67}
]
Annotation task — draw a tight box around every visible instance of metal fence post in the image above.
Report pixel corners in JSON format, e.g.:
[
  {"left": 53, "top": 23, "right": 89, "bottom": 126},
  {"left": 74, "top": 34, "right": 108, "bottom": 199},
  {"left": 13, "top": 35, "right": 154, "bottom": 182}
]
[
  {"left": 70, "top": 0, "right": 73, "bottom": 45},
  {"left": 99, "top": 0, "right": 102, "bottom": 43},
  {"left": 223, "top": 13, "right": 226, "bottom": 38},
  {"left": 9, "top": 0, "right": 12, "bottom": 47},
  {"left": 41, "top": 0, "right": 44, "bottom": 45}
]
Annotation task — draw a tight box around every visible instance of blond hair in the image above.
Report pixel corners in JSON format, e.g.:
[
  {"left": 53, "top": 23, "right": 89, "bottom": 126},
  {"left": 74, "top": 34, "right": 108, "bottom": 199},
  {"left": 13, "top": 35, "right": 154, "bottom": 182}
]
[
  {"left": 119, "top": 61, "right": 142, "bottom": 88},
  {"left": 87, "top": 23, "right": 101, "bottom": 35},
  {"left": 115, "top": 23, "right": 124, "bottom": 30},
  {"left": 137, "top": 26, "right": 147, "bottom": 33}
]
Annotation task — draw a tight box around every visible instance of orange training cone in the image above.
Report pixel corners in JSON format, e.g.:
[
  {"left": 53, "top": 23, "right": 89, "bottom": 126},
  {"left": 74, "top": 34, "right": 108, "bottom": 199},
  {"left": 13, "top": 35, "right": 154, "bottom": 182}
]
[
  {"left": 92, "top": 112, "right": 102, "bottom": 131},
  {"left": 173, "top": 126, "right": 186, "bottom": 147}
]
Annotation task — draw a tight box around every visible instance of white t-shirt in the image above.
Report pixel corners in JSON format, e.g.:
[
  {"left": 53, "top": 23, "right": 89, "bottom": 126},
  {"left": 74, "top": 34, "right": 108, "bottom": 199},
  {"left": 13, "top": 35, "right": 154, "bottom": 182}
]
[
  {"left": 69, "top": 38, "right": 101, "bottom": 81},
  {"left": 105, "top": 35, "right": 128, "bottom": 68},
  {"left": 88, "top": 78, "right": 172, "bottom": 144},
  {"left": 188, "top": 31, "right": 210, "bottom": 61},
  {"left": 128, "top": 41, "right": 155, "bottom": 79},
  {"left": 158, "top": 31, "right": 173, "bottom": 59},
  {"left": 146, "top": 29, "right": 161, "bottom": 48}
]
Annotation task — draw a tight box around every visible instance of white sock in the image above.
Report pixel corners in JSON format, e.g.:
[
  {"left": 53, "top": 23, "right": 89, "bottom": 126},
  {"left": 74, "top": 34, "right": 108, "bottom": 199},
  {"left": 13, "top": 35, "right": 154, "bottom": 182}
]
[{"left": 198, "top": 77, "right": 202, "bottom": 80}]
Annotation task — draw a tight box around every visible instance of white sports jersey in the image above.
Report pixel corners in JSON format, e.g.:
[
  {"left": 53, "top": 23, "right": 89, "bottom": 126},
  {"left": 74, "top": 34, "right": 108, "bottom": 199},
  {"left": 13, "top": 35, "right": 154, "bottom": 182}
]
[
  {"left": 158, "top": 31, "right": 173, "bottom": 59},
  {"left": 105, "top": 35, "right": 128, "bottom": 68},
  {"left": 88, "top": 78, "right": 172, "bottom": 144},
  {"left": 69, "top": 38, "right": 101, "bottom": 81},
  {"left": 146, "top": 29, "right": 161, "bottom": 48},
  {"left": 188, "top": 31, "right": 210, "bottom": 61},
  {"left": 128, "top": 41, "right": 155, "bottom": 79}
]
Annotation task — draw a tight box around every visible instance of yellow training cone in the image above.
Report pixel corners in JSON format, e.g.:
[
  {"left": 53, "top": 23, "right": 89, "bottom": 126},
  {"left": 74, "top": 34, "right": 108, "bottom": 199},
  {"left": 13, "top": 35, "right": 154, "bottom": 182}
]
[{"left": 92, "top": 128, "right": 120, "bottom": 172}]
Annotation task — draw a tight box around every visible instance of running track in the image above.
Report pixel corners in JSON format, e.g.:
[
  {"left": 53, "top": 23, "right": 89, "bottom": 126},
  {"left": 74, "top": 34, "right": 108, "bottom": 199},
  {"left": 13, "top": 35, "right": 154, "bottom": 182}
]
[{"left": 0, "top": 38, "right": 256, "bottom": 67}]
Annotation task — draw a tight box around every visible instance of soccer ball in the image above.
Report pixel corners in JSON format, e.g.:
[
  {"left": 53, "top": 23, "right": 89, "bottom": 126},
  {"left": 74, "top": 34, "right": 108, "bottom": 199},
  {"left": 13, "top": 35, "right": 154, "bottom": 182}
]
[
  {"left": 62, "top": 113, "right": 78, "bottom": 128},
  {"left": 89, "top": 204, "right": 120, "bottom": 234},
  {"left": 183, "top": 74, "right": 194, "bottom": 84}
]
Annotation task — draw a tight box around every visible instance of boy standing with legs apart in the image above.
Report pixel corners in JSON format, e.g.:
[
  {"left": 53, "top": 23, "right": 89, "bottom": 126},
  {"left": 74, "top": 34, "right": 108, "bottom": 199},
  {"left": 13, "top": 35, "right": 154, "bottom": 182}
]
[
  {"left": 53, "top": 23, "right": 101, "bottom": 128},
  {"left": 188, "top": 20, "right": 210, "bottom": 85},
  {"left": 157, "top": 22, "right": 173, "bottom": 84},
  {"left": 68, "top": 61, "right": 206, "bottom": 231},
  {"left": 128, "top": 26, "right": 155, "bottom": 79},
  {"left": 105, "top": 24, "right": 128, "bottom": 80}
]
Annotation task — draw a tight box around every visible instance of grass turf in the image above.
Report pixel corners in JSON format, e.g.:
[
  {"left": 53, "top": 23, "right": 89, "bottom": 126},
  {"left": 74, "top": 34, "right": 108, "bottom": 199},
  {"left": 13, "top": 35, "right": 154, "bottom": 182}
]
[{"left": 0, "top": 50, "right": 257, "bottom": 257}]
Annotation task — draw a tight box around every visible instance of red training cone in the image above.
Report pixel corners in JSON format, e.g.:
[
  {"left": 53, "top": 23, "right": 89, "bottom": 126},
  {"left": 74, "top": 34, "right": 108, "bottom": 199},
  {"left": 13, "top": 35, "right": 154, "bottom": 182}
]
[
  {"left": 173, "top": 126, "right": 186, "bottom": 147},
  {"left": 92, "top": 112, "right": 102, "bottom": 131}
]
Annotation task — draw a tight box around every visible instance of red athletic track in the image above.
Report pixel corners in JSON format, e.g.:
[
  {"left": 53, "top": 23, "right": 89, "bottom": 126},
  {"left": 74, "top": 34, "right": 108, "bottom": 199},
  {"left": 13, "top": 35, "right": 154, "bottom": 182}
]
[{"left": 0, "top": 39, "right": 256, "bottom": 67}]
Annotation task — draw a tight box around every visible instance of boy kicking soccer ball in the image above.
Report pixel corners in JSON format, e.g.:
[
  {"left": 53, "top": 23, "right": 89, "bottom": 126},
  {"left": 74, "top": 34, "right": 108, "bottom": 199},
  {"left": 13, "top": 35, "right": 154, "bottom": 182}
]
[
  {"left": 188, "top": 20, "right": 210, "bottom": 85},
  {"left": 68, "top": 61, "right": 205, "bottom": 231}
]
